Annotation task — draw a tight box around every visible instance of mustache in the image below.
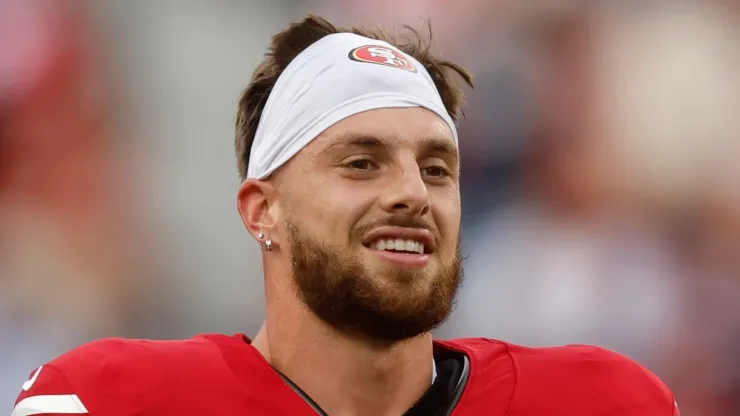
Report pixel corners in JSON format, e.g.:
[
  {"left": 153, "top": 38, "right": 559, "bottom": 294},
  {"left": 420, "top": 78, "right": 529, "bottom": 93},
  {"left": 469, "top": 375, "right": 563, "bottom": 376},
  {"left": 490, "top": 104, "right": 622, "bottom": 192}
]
[{"left": 352, "top": 216, "right": 441, "bottom": 242}]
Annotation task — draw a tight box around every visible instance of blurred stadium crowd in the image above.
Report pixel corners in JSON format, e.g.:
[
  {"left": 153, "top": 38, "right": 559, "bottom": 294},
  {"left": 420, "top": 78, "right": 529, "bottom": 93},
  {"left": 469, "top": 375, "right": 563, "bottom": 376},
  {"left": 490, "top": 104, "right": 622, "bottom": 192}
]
[{"left": 2, "top": 1, "right": 739, "bottom": 414}]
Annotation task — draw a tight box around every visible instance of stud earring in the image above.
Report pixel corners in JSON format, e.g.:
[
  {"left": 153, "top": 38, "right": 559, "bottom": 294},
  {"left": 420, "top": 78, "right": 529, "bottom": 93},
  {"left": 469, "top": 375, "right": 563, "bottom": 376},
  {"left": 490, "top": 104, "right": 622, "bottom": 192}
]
[{"left": 257, "top": 232, "right": 264, "bottom": 240}]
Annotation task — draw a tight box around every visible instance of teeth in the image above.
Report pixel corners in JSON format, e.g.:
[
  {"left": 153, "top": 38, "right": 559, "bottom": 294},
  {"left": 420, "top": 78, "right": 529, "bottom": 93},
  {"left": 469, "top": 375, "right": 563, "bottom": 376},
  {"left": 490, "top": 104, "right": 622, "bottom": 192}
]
[
  {"left": 371, "top": 239, "right": 425, "bottom": 254},
  {"left": 405, "top": 240, "right": 415, "bottom": 251}
]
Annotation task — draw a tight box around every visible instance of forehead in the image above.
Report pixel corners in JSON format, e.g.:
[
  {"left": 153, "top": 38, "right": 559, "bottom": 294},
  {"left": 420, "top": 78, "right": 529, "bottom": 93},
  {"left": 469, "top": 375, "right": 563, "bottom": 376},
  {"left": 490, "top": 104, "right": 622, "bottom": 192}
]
[{"left": 309, "top": 107, "right": 456, "bottom": 154}]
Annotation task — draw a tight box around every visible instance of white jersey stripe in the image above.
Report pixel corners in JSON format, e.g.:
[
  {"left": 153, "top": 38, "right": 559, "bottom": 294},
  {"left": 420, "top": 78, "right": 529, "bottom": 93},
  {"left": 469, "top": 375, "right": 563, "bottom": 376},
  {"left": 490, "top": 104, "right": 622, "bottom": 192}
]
[{"left": 12, "top": 394, "right": 89, "bottom": 416}]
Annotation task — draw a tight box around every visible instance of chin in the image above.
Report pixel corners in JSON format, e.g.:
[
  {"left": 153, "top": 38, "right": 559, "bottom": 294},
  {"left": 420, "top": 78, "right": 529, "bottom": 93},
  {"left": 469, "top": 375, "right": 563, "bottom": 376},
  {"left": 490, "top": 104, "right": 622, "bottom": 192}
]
[{"left": 373, "top": 266, "right": 433, "bottom": 288}]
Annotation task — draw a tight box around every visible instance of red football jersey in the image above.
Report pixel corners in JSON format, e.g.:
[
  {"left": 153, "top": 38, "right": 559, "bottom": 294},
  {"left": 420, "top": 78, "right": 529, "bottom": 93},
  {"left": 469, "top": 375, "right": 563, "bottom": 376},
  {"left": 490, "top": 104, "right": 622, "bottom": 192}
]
[{"left": 12, "top": 334, "right": 679, "bottom": 415}]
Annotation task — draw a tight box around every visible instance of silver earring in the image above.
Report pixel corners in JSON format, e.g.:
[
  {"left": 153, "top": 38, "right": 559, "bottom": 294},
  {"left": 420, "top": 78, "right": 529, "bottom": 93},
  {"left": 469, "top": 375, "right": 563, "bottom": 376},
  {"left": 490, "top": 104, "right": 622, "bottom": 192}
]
[
  {"left": 265, "top": 239, "right": 273, "bottom": 252},
  {"left": 257, "top": 232, "right": 264, "bottom": 240}
]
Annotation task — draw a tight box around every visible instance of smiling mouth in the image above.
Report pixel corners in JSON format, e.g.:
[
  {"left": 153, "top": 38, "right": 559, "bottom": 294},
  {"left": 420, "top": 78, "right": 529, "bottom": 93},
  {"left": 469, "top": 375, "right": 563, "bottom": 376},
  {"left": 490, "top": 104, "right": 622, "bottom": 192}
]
[{"left": 364, "top": 238, "right": 428, "bottom": 254}]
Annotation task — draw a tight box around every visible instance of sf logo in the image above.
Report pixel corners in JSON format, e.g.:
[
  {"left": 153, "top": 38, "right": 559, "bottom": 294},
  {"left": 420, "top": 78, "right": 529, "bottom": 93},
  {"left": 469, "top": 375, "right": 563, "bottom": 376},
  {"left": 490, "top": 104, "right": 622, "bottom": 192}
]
[
  {"left": 349, "top": 45, "right": 417, "bottom": 72},
  {"left": 367, "top": 47, "right": 407, "bottom": 67}
]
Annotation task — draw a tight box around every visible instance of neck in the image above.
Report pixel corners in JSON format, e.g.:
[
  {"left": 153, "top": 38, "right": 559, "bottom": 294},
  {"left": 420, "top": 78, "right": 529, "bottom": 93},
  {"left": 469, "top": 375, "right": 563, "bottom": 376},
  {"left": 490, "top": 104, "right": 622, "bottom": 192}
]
[{"left": 253, "top": 296, "right": 434, "bottom": 416}]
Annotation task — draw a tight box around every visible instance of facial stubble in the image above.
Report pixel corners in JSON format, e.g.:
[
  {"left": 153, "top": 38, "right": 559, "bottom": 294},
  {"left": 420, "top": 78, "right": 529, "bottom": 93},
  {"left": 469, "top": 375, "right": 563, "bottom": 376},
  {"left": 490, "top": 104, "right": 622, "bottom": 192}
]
[{"left": 286, "top": 219, "right": 463, "bottom": 343}]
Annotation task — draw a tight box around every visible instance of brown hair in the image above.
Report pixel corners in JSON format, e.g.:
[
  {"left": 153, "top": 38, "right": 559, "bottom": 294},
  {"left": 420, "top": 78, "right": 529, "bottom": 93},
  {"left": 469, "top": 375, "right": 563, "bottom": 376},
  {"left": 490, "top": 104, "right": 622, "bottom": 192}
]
[{"left": 235, "top": 14, "right": 473, "bottom": 179}]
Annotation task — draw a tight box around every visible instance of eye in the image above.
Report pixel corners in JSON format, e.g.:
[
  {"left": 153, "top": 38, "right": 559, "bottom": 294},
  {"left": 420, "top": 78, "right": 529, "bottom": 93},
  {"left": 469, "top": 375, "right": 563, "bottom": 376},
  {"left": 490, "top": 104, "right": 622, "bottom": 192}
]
[
  {"left": 345, "top": 158, "right": 378, "bottom": 171},
  {"left": 422, "top": 165, "right": 451, "bottom": 179}
]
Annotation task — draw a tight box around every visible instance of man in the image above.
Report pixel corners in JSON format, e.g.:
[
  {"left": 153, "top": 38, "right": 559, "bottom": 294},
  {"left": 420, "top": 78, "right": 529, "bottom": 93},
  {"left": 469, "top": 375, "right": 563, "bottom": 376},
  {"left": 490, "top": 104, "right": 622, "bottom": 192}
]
[{"left": 12, "top": 15, "right": 679, "bottom": 416}]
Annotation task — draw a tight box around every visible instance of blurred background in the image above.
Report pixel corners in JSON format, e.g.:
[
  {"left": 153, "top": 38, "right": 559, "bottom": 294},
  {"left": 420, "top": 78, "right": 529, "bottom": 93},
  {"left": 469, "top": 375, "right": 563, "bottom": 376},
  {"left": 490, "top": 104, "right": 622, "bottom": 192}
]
[{"left": 1, "top": 0, "right": 739, "bottom": 414}]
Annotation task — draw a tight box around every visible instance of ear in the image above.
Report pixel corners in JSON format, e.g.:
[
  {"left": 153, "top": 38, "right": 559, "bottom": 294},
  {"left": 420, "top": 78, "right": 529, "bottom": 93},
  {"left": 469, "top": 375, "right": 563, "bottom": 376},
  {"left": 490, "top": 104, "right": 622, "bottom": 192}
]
[{"left": 237, "top": 179, "right": 278, "bottom": 240}]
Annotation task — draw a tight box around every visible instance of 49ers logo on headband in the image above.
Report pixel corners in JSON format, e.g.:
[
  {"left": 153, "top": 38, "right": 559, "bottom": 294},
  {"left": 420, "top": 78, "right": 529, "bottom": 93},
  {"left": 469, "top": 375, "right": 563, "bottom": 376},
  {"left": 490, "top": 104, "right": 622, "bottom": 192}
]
[{"left": 348, "top": 45, "right": 417, "bottom": 73}]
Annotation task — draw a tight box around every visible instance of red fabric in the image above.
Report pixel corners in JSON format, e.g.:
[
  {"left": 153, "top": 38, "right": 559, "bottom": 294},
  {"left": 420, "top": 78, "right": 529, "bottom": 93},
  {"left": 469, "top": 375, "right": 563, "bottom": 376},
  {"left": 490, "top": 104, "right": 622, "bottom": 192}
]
[
  {"left": 441, "top": 338, "right": 678, "bottom": 415},
  {"left": 14, "top": 334, "right": 678, "bottom": 415}
]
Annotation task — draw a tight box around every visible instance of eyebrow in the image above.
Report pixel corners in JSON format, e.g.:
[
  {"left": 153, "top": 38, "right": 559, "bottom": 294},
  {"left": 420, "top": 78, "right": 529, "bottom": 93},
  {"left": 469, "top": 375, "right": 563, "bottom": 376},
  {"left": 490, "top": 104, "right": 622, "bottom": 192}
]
[
  {"left": 321, "top": 134, "right": 386, "bottom": 153},
  {"left": 418, "top": 136, "right": 458, "bottom": 160},
  {"left": 321, "top": 133, "right": 458, "bottom": 159}
]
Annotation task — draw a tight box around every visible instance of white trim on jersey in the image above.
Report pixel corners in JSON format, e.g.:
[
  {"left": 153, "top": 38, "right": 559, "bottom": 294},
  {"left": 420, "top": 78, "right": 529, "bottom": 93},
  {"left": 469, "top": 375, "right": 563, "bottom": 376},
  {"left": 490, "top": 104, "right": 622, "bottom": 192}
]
[{"left": 12, "top": 394, "right": 88, "bottom": 416}]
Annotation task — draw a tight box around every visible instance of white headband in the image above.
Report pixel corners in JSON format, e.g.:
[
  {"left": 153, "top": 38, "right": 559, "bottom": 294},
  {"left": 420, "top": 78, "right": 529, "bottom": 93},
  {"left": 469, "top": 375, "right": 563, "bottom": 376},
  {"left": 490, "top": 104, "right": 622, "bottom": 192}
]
[{"left": 246, "top": 32, "right": 458, "bottom": 180}]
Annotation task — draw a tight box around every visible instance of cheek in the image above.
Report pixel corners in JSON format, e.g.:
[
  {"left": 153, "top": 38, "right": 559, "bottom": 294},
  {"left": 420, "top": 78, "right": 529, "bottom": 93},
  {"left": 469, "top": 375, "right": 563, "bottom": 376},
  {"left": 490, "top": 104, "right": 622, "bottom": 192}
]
[
  {"left": 291, "top": 184, "right": 371, "bottom": 237},
  {"left": 432, "top": 191, "right": 461, "bottom": 239}
]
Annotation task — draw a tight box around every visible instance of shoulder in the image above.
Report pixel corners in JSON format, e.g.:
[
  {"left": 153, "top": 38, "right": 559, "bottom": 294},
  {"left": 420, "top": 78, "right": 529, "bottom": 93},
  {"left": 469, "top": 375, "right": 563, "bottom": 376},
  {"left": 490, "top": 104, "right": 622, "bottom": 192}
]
[
  {"left": 444, "top": 338, "right": 679, "bottom": 415},
  {"left": 12, "top": 334, "right": 241, "bottom": 416},
  {"left": 504, "top": 341, "right": 678, "bottom": 414},
  {"left": 50, "top": 334, "right": 230, "bottom": 381}
]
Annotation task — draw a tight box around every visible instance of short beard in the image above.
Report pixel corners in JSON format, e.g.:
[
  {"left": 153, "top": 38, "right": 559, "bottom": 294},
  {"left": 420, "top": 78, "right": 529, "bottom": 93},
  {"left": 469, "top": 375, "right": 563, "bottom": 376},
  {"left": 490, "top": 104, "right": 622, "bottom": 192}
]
[{"left": 287, "top": 217, "right": 463, "bottom": 343}]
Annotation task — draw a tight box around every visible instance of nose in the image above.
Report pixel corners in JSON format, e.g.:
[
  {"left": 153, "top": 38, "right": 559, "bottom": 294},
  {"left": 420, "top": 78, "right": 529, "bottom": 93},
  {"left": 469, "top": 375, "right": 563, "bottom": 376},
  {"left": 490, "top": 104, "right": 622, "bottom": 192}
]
[{"left": 379, "top": 162, "right": 431, "bottom": 217}]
